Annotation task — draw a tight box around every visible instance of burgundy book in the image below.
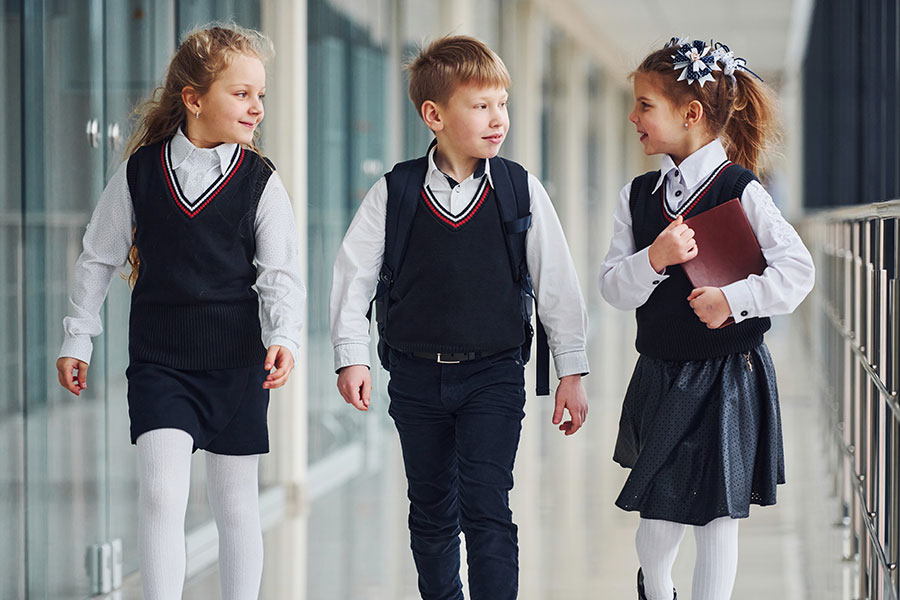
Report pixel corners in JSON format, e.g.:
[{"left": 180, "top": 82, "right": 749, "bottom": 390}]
[{"left": 682, "top": 198, "right": 767, "bottom": 326}]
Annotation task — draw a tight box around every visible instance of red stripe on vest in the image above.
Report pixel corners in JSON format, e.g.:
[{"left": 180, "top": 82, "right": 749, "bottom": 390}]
[{"left": 421, "top": 184, "right": 491, "bottom": 229}]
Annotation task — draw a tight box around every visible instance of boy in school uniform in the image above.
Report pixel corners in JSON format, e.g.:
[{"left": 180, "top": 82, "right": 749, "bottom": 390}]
[{"left": 330, "top": 35, "right": 589, "bottom": 599}]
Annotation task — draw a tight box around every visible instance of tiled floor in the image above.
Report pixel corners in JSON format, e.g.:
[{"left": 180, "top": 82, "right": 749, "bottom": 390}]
[{"left": 114, "top": 311, "right": 851, "bottom": 599}]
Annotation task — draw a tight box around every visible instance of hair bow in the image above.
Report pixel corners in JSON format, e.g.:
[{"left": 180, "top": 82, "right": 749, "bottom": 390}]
[
  {"left": 711, "top": 42, "right": 764, "bottom": 83},
  {"left": 671, "top": 39, "right": 719, "bottom": 87}
]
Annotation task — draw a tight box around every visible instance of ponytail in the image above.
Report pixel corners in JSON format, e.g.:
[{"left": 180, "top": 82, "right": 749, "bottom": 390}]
[{"left": 721, "top": 70, "right": 778, "bottom": 174}]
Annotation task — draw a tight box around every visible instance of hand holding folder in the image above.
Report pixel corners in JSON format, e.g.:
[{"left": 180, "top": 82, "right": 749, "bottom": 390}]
[{"left": 681, "top": 198, "right": 767, "bottom": 326}]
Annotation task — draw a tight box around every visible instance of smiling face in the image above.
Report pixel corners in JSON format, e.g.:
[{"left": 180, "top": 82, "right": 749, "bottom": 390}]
[
  {"left": 629, "top": 72, "right": 691, "bottom": 161},
  {"left": 185, "top": 52, "right": 266, "bottom": 148},
  {"left": 431, "top": 83, "right": 509, "bottom": 165}
]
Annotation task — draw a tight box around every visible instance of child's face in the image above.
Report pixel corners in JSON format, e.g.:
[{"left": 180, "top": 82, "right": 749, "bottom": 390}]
[
  {"left": 628, "top": 73, "right": 690, "bottom": 160},
  {"left": 192, "top": 53, "right": 266, "bottom": 148},
  {"left": 433, "top": 83, "right": 509, "bottom": 161}
]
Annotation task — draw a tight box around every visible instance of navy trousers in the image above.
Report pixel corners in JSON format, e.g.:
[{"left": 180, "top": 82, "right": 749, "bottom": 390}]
[{"left": 387, "top": 347, "right": 526, "bottom": 600}]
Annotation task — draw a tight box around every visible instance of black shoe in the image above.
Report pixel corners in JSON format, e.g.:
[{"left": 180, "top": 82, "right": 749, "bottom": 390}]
[{"left": 636, "top": 568, "right": 677, "bottom": 600}]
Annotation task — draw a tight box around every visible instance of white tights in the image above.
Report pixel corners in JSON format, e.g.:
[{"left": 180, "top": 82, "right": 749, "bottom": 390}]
[
  {"left": 137, "top": 428, "right": 263, "bottom": 600},
  {"left": 636, "top": 516, "right": 739, "bottom": 600}
]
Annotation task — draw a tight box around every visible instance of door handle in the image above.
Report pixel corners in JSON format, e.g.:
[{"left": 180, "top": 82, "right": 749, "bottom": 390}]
[
  {"left": 86, "top": 119, "right": 100, "bottom": 148},
  {"left": 107, "top": 122, "right": 121, "bottom": 151}
]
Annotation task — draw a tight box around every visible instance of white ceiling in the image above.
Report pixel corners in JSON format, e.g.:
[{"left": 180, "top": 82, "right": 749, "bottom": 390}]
[{"left": 566, "top": 0, "right": 801, "bottom": 81}]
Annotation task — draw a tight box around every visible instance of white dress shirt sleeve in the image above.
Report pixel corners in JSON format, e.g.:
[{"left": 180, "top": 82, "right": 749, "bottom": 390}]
[
  {"left": 598, "top": 181, "right": 670, "bottom": 310},
  {"left": 525, "top": 174, "right": 590, "bottom": 378},
  {"left": 254, "top": 170, "right": 307, "bottom": 362},
  {"left": 59, "top": 160, "right": 134, "bottom": 364},
  {"left": 719, "top": 180, "right": 816, "bottom": 321},
  {"left": 329, "top": 177, "right": 387, "bottom": 371}
]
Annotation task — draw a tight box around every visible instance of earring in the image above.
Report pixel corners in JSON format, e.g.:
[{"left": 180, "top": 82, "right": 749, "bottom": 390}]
[
  {"left": 195, "top": 110, "right": 200, "bottom": 119},
  {"left": 684, "top": 123, "right": 689, "bottom": 129}
]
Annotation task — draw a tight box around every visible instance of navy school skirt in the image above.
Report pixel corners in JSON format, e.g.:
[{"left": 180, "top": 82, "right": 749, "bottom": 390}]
[
  {"left": 613, "top": 342, "right": 784, "bottom": 526},
  {"left": 126, "top": 361, "right": 270, "bottom": 455}
]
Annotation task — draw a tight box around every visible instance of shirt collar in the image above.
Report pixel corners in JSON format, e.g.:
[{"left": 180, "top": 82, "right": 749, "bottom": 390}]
[
  {"left": 169, "top": 127, "right": 238, "bottom": 173},
  {"left": 425, "top": 143, "right": 493, "bottom": 189},
  {"left": 652, "top": 138, "right": 729, "bottom": 193}
]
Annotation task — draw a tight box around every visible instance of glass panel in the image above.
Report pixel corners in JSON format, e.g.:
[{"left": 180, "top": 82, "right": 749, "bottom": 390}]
[
  {"left": 23, "top": 1, "right": 109, "bottom": 597},
  {"left": 103, "top": 0, "right": 175, "bottom": 577},
  {"left": 470, "top": 0, "right": 500, "bottom": 50},
  {"left": 307, "top": 0, "right": 390, "bottom": 465},
  {"left": 400, "top": 0, "right": 440, "bottom": 159},
  {"left": 177, "top": 0, "right": 260, "bottom": 32},
  {"left": 0, "top": 2, "right": 24, "bottom": 598}
]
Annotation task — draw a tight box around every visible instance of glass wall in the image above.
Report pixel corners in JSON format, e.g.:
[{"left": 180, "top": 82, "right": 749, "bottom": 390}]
[
  {"left": 400, "top": 0, "right": 440, "bottom": 159},
  {"left": 306, "top": 0, "right": 390, "bottom": 465},
  {"left": 15, "top": 1, "right": 259, "bottom": 595},
  {"left": 1, "top": 3, "right": 24, "bottom": 598},
  {"left": 23, "top": 2, "right": 112, "bottom": 596},
  {"left": 103, "top": 1, "right": 175, "bottom": 574}
]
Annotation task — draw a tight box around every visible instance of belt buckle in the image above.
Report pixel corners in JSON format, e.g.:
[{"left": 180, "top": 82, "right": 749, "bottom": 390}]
[{"left": 436, "top": 353, "right": 460, "bottom": 364}]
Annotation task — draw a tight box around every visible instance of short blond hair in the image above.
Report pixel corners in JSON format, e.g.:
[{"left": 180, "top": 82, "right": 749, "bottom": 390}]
[{"left": 405, "top": 35, "right": 511, "bottom": 114}]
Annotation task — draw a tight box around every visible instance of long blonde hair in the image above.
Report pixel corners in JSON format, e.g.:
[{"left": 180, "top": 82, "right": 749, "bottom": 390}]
[
  {"left": 124, "top": 23, "right": 274, "bottom": 286},
  {"left": 633, "top": 42, "right": 779, "bottom": 174}
]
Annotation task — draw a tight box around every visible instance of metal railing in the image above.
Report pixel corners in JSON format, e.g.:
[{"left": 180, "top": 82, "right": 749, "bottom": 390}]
[{"left": 803, "top": 201, "right": 900, "bottom": 600}]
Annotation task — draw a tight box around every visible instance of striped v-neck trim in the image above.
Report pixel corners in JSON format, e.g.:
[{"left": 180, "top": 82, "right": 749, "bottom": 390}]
[
  {"left": 161, "top": 140, "right": 243, "bottom": 218},
  {"left": 422, "top": 177, "right": 490, "bottom": 229},
  {"left": 662, "top": 160, "right": 732, "bottom": 221}
]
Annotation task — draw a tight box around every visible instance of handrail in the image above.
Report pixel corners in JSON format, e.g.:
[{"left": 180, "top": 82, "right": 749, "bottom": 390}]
[
  {"left": 801, "top": 210, "right": 899, "bottom": 600},
  {"left": 807, "top": 199, "right": 900, "bottom": 221}
]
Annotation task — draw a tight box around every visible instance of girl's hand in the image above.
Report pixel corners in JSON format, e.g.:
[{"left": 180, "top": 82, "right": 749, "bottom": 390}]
[
  {"left": 56, "top": 357, "right": 89, "bottom": 396},
  {"left": 648, "top": 215, "right": 697, "bottom": 272},
  {"left": 264, "top": 345, "right": 294, "bottom": 389},
  {"left": 337, "top": 365, "right": 371, "bottom": 411},
  {"left": 688, "top": 287, "right": 731, "bottom": 328}
]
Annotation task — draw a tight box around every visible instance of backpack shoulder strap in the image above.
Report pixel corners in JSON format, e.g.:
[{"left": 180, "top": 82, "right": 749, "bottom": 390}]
[
  {"left": 381, "top": 155, "right": 429, "bottom": 290},
  {"left": 490, "top": 156, "right": 531, "bottom": 277},
  {"left": 491, "top": 156, "right": 551, "bottom": 396}
]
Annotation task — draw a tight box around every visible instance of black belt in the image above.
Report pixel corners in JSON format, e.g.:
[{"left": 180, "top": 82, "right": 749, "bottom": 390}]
[{"left": 411, "top": 350, "right": 496, "bottom": 364}]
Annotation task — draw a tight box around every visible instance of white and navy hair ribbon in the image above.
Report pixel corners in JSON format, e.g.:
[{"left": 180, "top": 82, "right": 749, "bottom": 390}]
[
  {"left": 710, "top": 42, "right": 764, "bottom": 83},
  {"left": 665, "top": 37, "right": 764, "bottom": 86},
  {"left": 671, "top": 39, "right": 719, "bottom": 87}
]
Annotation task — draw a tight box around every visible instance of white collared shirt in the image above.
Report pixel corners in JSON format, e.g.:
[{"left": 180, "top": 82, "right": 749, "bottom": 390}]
[
  {"left": 598, "top": 138, "right": 815, "bottom": 321},
  {"left": 330, "top": 144, "right": 590, "bottom": 378},
  {"left": 59, "top": 128, "right": 306, "bottom": 364}
]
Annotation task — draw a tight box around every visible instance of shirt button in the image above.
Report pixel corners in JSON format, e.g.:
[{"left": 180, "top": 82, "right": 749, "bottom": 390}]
[
  {"left": 652, "top": 280, "right": 660, "bottom": 285},
  {"left": 674, "top": 190, "right": 682, "bottom": 197},
  {"left": 674, "top": 170, "right": 679, "bottom": 177},
  {"left": 740, "top": 310, "right": 748, "bottom": 317}
]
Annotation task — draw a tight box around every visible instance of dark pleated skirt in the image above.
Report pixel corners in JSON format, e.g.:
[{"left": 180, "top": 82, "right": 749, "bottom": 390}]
[
  {"left": 126, "top": 361, "right": 270, "bottom": 455},
  {"left": 613, "top": 342, "right": 784, "bottom": 526}
]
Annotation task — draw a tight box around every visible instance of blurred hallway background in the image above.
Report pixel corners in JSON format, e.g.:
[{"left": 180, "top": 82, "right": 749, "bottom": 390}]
[{"left": 2, "top": 0, "right": 897, "bottom": 598}]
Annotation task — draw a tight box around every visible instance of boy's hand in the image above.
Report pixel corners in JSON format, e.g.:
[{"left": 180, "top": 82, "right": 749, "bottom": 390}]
[
  {"left": 56, "top": 357, "right": 89, "bottom": 396},
  {"left": 688, "top": 287, "right": 731, "bottom": 328},
  {"left": 648, "top": 215, "right": 697, "bottom": 272},
  {"left": 552, "top": 374, "right": 588, "bottom": 436},
  {"left": 264, "top": 345, "right": 294, "bottom": 389},
  {"left": 337, "top": 365, "right": 371, "bottom": 411}
]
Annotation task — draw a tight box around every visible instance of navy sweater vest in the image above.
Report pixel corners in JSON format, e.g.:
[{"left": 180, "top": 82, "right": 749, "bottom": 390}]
[
  {"left": 630, "top": 162, "right": 770, "bottom": 360},
  {"left": 384, "top": 182, "right": 525, "bottom": 354},
  {"left": 126, "top": 139, "right": 273, "bottom": 369}
]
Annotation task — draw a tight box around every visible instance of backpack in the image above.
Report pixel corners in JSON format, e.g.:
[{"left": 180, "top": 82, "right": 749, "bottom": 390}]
[{"left": 370, "top": 150, "right": 551, "bottom": 396}]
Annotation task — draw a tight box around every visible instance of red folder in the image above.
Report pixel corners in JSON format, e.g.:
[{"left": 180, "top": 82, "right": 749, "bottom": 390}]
[{"left": 681, "top": 198, "right": 767, "bottom": 325}]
